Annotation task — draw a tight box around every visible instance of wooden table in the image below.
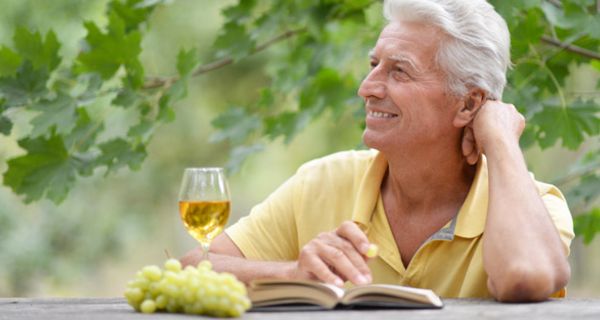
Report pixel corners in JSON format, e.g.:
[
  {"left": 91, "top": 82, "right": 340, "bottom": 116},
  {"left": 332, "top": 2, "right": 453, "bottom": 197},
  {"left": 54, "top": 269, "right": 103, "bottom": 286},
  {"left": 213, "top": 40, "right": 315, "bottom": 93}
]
[{"left": 1, "top": 297, "right": 599, "bottom": 319}]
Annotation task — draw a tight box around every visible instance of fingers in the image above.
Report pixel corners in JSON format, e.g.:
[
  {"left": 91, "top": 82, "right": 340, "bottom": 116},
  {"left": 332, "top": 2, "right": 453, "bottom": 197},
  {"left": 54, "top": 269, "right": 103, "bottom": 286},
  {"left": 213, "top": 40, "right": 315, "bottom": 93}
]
[
  {"left": 461, "top": 127, "right": 479, "bottom": 165},
  {"left": 296, "top": 221, "right": 374, "bottom": 287},
  {"left": 301, "top": 252, "right": 345, "bottom": 287},
  {"left": 336, "top": 221, "right": 371, "bottom": 255}
]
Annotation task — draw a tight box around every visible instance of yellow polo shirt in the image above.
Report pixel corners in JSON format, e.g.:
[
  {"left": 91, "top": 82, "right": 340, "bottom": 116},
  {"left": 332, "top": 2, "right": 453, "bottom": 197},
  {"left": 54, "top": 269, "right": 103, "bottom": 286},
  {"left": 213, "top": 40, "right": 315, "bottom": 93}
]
[{"left": 225, "top": 150, "right": 574, "bottom": 298}]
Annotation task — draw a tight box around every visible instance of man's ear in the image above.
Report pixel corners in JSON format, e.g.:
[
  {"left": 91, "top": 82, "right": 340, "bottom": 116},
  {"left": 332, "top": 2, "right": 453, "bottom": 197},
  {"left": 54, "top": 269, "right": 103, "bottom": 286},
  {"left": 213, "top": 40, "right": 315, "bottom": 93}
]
[{"left": 452, "top": 88, "right": 487, "bottom": 128}]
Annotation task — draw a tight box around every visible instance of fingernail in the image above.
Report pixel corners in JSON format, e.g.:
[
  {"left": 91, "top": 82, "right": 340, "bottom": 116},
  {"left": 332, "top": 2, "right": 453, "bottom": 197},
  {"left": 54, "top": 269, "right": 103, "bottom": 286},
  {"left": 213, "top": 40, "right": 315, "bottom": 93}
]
[
  {"left": 356, "top": 275, "right": 368, "bottom": 285},
  {"left": 334, "top": 278, "right": 344, "bottom": 287},
  {"left": 360, "top": 243, "right": 370, "bottom": 254}
]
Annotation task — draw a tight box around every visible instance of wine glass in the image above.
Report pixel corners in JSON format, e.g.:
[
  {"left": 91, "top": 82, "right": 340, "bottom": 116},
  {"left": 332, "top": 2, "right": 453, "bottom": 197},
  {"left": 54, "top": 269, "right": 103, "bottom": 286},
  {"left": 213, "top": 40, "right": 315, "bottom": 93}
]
[{"left": 178, "top": 167, "right": 231, "bottom": 261}]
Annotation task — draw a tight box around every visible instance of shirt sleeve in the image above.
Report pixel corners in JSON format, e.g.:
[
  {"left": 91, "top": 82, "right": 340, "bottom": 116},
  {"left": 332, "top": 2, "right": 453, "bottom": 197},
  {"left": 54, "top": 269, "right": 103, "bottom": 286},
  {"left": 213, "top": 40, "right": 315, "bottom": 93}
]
[
  {"left": 540, "top": 185, "right": 575, "bottom": 256},
  {"left": 225, "top": 172, "right": 302, "bottom": 261}
]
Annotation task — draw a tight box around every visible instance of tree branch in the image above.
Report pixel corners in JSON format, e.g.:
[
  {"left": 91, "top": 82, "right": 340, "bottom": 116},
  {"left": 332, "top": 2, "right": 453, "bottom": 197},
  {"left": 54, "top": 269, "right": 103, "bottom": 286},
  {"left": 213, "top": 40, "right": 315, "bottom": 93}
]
[
  {"left": 541, "top": 35, "right": 600, "bottom": 60},
  {"left": 553, "top": 164, "right": 600, "bottom": 187},
  {"left": 143, "top": 28, "right": 306, "bottom": 90}
]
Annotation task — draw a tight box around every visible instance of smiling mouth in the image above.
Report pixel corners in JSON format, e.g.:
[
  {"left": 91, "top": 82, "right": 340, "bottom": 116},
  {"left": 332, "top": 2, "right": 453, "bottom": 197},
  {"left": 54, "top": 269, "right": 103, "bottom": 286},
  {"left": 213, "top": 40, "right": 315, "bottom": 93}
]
[{"left": 367, "top": 110, "right": 398, "bottom": 118}]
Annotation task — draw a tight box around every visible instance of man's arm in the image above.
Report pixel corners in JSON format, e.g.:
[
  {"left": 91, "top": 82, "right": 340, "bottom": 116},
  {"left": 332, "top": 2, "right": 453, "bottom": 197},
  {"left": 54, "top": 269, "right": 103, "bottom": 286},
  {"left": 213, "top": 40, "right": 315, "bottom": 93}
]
[
  {"left": 472, "top": 101, "right": 570, "bottom": 302},
  {"left": 180, "top": 233, "right": 296, "bottom": 284},
  {"left": 180, "top": 221, "right": 373, "bottom": 286}
]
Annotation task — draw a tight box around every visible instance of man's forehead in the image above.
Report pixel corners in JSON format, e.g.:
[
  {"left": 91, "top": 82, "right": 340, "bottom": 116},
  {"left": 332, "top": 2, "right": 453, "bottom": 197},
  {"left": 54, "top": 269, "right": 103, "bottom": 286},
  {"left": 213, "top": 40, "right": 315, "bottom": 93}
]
[{"left": 369, "top": 21, "right": 441, "bottom": 68}]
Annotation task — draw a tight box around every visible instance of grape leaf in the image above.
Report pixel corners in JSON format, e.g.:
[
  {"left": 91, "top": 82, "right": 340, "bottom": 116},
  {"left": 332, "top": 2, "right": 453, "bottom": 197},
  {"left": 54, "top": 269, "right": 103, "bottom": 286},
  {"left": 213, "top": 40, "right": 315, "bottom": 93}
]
[
  {"left": 0, "top": 61, "right": 49, "bottom": 107},
  {"left": 176, "top": 47, "right": 199, "bottom": 77},
  {"left": 566, "top": 174, "right": 600, "bottom": 207},
  {"left": 226, "top": 143, "right": 264, "bottom": 174},
  {"left": 156, "top": 93, "right": 175, "bottom": 123},
  {"left": 0, "top": 47, "right": 22, "bottom": 77},
  {"left": 222, "top": 0, "right": 256, "bottom": 21},
  {"left": 13, "top": 27, "right": 61, "bottom": 71},
  {"left": 574, "top": 208, "right": 600, "bottom": 244},
  {"left": 213, "top": 21, "right": 255, "bottom": 61},
  {"left": 96, "top": 138, "right": 147, "bottom": 173},
  {"left": 112, "top": 88, "right": 138, "bottom": 108},
  {"left": 3, "top": 134, "right": 78, "bottom": 203},
  {"left": 64, "top": 108, "right": 103, "bottom": 152},
  {"left": 77, "top": 14, "right": 142, "bottom": 80},
  {"left": 0, "top": 115, "right": 12, "bottom": 135},
  {"left": 110, "top": 0, "right": 156, "bottom": 32},
  {"left": 29, "top": 92, "right": 78, "bottom": 137},
  {"left": 210, "top": 107, "right": 261, "bottom": 144},
  {"left": 530, "top": 100, "right": 600, "bottom": 150}
]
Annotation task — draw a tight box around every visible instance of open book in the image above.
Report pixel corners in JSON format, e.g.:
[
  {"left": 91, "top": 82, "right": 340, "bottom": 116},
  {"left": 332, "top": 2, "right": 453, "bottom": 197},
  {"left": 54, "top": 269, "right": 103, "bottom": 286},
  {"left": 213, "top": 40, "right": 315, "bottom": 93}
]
[{"left": 248, "top": 279, "right": 443, "bottom": 310}]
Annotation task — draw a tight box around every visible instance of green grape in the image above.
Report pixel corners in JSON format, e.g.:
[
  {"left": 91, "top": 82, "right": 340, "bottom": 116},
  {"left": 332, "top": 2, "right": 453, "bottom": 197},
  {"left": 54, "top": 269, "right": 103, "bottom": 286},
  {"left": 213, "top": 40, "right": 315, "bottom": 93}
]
[
  {"left": 124, "top": 287, "right": 143, "bottom": 302},
  {"left": 140, "top": 299, "right": 156, "bottom": 314},
  {"left": 142, "top": 265, "right": 162, "bottom": 281},
  {"left": 155, "top": 294, "right": 168, "bottom": 309},
  {"left": 125, "top": 259, "right": 251, "bottom": 317},
  {"left": 164, "top": 259, "right": 182, "bottom": 272}
]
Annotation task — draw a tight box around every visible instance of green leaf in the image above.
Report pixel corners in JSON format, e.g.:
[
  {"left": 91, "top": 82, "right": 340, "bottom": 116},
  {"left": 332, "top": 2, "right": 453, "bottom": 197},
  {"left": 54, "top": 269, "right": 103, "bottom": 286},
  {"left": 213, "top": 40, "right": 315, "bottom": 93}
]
[
  {"left": 210, "top": 107, "right": 261, "bottom": 144},
  {"left": 574, "top": 208, "right": 600, "bottom": 244},
  {"left": 222, "top": 0, "right": 256, "bottom": 21},
  {"left": 112, "top": 88, "right": 138, "bottom": 108},
  {"left": 3, "top": 134, "right": 77, "bottom": 203},
  {"left": 0, "top": 115, "right": 12, "bottom": 135},
  {"left": 0, "top": 61, "right": 49, "bottom": 107},
  {"left": 96, "top": 138, "right": 147, "bottom": 173},
  {"left": 64, "top": 108, "right": 103, "bottom": 152},
  {"left": 0, "top": 46, "right": 22, "bottom": 77},
  {"left": 566, "top": 174, "right": 600, "bottom": 207},
  {"left": 124, "top": 58, "right": 144, "bottom": 89},
  {"left": 127, "top": 119, "right": 154, "bottom": 141},
  {"left": 13, "top": 27, "right": 61, "bottom": 71},
  {"left": 156, "top": 93, "right": 175, "bottom": 122},
  {"left": 226, "top": 143, "right": 264, "bottom": 174},
  {"left": 530, "top": 100, "right": 600, "bottom": 150},
  {"left": 29, "top": 92, "right": 78, "bottom": 137},
  {"left": 264, "top": 111, "right": 312, "bottom": 144},
  {"left": 110, "top": 0, "right": 155, "bottom": 32},
  {"left": 176, "top": 47, "right": 199, "bottom": 77},
  {"left": 213, "top": 21, "right": 255, "bottom": 61},
  {"left": 77, "top": 14, "right": 142, "bottom": 80}
]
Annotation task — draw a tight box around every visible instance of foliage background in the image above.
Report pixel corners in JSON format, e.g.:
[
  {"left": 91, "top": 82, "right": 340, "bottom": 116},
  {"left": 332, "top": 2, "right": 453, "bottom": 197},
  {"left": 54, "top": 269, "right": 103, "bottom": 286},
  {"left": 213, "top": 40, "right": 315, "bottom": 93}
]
[{"left": 0, "top": 0, "right": 599, "bottom": 297}]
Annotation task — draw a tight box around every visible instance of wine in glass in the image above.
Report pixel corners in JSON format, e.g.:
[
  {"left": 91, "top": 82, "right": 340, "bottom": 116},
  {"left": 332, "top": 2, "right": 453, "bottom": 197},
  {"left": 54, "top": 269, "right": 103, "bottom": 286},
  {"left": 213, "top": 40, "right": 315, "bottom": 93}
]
[{"left": 178, "top": 167, "right": 230, "bottom": 261}]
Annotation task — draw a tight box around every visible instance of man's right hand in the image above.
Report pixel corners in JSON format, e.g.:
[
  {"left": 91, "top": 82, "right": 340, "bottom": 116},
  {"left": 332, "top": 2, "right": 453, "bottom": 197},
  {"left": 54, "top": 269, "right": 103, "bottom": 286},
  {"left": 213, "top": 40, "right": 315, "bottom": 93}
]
[{"left": 290, "top": 221, "right": 373, "bottom": 287}]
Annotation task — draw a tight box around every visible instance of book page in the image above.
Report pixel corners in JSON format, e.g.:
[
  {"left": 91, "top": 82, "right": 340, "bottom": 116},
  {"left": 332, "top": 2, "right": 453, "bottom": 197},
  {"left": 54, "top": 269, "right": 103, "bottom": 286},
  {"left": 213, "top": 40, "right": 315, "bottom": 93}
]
[{"left": 342, "top": 284, "right": 443, "bottom": 308}]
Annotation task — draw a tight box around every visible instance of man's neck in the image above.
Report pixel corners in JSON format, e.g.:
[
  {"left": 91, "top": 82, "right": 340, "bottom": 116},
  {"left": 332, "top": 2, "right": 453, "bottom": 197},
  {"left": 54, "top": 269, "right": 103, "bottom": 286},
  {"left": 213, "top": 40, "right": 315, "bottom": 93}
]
[{"left": 381, "top": 145, "right": 476, "bottom": 217}]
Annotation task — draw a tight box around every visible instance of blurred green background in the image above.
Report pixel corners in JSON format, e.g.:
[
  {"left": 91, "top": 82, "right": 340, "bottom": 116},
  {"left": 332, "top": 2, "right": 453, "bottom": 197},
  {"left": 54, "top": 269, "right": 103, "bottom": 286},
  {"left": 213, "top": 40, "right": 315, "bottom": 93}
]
[{"left": 0, "top": 0, "right": 598, "bottom": 297}]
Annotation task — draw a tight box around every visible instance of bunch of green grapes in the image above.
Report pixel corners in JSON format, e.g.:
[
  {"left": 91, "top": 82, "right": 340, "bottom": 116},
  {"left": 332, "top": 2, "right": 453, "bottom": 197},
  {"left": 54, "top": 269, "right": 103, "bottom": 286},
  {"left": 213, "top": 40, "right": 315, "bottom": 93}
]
[{"left": 124, "top": 259, "right": 251, "bottom": 317}]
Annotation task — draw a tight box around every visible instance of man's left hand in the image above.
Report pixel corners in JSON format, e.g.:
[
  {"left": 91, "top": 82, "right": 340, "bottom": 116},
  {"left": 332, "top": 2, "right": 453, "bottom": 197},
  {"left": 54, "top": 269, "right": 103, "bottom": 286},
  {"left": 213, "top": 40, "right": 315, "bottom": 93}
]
[{"left": 462, "top": 100, "right": 526, "bottom": 165}]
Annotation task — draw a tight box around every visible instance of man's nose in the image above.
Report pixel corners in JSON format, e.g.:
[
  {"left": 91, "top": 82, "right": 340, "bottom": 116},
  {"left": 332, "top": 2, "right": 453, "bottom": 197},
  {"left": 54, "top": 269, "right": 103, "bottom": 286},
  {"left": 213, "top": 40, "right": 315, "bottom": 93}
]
[{"left": 357, "top": 70, "right": 385, "bottom": 100}]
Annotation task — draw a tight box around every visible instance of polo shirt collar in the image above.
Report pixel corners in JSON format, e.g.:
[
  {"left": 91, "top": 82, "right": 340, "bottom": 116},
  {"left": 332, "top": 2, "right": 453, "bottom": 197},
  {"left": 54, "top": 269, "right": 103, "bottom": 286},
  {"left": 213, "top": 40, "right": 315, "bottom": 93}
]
[{"left": 351, "top": 150, "right": 488, "bottom": 239}]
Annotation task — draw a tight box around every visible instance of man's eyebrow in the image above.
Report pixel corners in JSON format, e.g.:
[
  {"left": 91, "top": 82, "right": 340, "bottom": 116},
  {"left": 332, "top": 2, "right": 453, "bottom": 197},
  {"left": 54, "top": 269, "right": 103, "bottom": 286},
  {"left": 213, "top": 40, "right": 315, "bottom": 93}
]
[{"left": 389, "top": 54, "right": 421, "bottom": 72}]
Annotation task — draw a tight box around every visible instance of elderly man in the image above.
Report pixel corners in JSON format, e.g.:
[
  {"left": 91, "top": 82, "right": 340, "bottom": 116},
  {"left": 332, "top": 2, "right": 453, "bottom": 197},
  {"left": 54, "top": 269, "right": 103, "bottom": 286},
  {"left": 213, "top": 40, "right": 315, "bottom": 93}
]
[{"left": 182, "top": 0, "right": 574, "bottom": 302}]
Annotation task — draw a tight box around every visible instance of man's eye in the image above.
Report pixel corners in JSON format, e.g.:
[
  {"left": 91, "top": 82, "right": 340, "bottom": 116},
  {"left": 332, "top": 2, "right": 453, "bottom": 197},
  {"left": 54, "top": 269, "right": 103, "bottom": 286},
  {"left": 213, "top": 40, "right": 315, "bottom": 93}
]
[{"left": 370, "top": 61, "right": 378, "bottom": 68}]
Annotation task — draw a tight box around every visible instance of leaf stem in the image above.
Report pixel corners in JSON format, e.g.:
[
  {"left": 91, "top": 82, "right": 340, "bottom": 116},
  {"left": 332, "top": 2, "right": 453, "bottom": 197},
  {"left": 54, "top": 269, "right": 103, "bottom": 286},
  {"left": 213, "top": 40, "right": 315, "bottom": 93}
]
[
  {"left": 142, "top": 28, "right": 306, "bottom": 90},
  {"left": 541, "top": 35, "right": 600, "bottom": 61},
  {"left": 530, "top": 45, "right": 568, "bottom": 108}
]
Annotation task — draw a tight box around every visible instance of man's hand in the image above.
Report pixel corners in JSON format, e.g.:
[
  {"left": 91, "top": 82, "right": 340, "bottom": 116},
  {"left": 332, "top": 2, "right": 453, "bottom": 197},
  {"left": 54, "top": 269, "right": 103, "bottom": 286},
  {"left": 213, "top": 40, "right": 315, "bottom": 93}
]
[
  {"left": 462, "top": 100, "right": 525, "bottom": 165},
  {"left": 291, "top": 221, "right": 373, "bottom": 287}
]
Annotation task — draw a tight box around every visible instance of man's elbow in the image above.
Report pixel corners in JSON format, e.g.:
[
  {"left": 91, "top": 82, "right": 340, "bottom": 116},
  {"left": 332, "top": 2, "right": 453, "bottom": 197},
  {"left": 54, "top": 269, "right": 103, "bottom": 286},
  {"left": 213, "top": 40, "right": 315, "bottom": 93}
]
[{"left": 489, "top": 261, "right": 571, "bottom": 302}]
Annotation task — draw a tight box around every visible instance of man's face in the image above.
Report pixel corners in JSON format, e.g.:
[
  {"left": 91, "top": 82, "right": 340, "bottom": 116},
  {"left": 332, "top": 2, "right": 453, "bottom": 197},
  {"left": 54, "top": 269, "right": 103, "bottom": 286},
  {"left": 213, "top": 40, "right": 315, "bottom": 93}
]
[{"left": 358, "top": 21, "right": 461, "bottom": 153}]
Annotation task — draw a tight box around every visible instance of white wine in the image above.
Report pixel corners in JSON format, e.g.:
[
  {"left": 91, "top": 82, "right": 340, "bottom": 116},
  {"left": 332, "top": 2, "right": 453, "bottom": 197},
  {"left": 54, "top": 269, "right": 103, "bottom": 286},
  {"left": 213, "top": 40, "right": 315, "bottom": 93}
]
[{"left": 179, "top": 201, "right": 230, "bottom": 245}]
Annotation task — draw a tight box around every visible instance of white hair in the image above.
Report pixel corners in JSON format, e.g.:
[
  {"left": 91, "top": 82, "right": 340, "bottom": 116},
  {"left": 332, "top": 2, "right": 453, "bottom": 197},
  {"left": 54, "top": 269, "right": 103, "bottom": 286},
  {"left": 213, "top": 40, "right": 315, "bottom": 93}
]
[{"left": 383, "top": 0, "right": 510, "bottom": 99}]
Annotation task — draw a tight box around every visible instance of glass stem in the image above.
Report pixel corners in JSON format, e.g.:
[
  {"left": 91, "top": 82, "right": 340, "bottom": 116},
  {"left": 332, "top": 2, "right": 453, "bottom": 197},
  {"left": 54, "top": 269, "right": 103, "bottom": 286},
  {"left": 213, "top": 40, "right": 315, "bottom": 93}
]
[{"left": 201, "top": 243, "right": 210, "bottom": 262}]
